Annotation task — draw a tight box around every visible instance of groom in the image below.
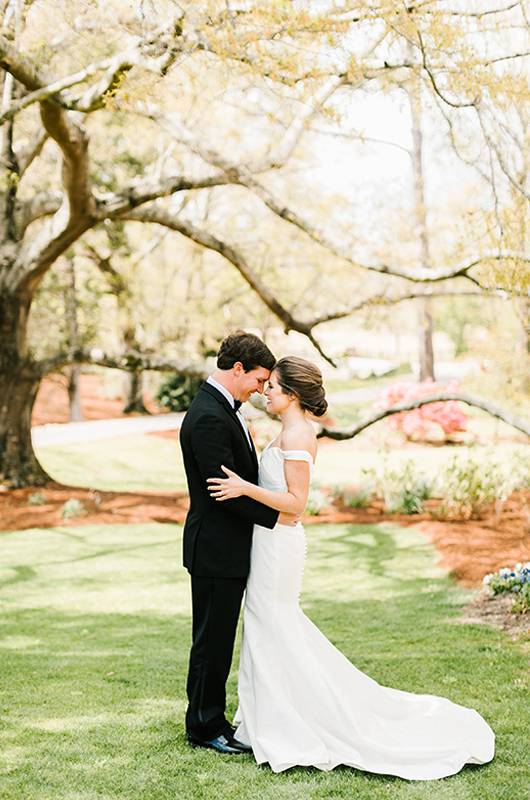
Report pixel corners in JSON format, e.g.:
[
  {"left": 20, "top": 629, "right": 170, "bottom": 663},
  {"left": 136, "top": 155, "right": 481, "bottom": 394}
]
[{"left": 180, "top": 331, "right": 297, "bottom": 754}]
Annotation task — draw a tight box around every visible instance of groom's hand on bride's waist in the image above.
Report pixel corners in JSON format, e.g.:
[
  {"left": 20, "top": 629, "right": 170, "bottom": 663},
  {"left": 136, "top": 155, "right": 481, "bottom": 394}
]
[{"left": 278, "top": 512, "right": 300, "bottom": 527}]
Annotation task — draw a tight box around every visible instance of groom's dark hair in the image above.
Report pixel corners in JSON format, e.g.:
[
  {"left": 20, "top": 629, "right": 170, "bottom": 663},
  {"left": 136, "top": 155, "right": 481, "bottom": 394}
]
[{"left": 217, "top": 330, "right": 275, "bottom": 372}]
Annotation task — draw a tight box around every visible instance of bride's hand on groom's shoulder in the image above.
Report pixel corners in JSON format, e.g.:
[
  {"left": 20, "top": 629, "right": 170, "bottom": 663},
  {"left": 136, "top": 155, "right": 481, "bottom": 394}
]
[{"left": 207, "top": 465, "right": 249, "bottom": 501}]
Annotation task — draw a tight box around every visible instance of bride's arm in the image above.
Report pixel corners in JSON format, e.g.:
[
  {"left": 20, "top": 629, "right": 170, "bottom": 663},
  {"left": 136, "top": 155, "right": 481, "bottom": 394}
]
[{"left": 208, "top": 460, "right": 311, "bottom": 514}]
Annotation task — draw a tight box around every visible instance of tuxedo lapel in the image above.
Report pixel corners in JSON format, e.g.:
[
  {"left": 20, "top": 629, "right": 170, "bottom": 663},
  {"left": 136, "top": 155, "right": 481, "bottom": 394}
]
[{"left": 200, "top": 383, "right": 258, "bottom": 462}]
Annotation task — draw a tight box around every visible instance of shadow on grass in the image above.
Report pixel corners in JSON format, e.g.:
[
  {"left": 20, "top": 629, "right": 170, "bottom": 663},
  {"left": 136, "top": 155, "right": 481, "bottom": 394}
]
[
  {"left": 0, "top": 522, "right": 528, "bottom": 799},
  {"left": 1, "top": 586, "right": 526, "bottom": 799}
]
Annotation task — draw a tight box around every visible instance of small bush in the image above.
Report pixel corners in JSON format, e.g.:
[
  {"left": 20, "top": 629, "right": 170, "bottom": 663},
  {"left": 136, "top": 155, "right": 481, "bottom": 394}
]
[
  {"left": 483, "top": 563, "right": 530, "bottom": 614},
  {"left": 305, "top": 487, "right": 328, "bottom": 516},
  {"left": 375, "top": 379, "right": 468, "bottom": 442},
  {"left": 28, "top": 492, "right": 46, "bottom": 506},
  {"left": 156, "top": 372, "right": 204, "bottom": 412},
  {"left": 338, "top": 483, "right": 374, "bottom": 509},
  {"left": 61, "top": 498, "right": 87, "bottom": 519},
  {"left": 364, "top": 459, "right": 432, "bottom": 515},
  {"left": 510, "top": 448, "right": 530, "bottom": 491},
  {"left": 435, "top": 452, "right": 514, "bottom": 520}
]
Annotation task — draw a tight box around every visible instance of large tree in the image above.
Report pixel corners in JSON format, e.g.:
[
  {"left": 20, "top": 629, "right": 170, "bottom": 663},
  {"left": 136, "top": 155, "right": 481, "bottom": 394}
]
[{"left": 0, "top": 1, "right": 528, "bottom": 486}]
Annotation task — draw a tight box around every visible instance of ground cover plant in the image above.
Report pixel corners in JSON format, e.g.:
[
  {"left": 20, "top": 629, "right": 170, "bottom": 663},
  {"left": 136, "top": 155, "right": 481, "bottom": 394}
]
[
  {"left": 483, "top": 563, "right": 530, "bottom": 615},
  {"left": 1, "top": 521, "right": 528, "bottom": 800}
]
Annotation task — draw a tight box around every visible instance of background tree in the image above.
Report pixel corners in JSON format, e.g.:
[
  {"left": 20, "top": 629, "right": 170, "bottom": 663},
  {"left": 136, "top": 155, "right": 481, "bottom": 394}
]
[{"left": 0, "top": 1, "right": 528, "bottom": 486}]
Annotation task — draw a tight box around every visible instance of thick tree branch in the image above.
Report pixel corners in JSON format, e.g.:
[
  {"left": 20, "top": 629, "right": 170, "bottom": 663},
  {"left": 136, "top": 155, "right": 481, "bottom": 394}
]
[
  {"left": 0, "top": 54, "right": 133, "bottom": 122},
  {"left": 15, "top": 190, "right": 62, "bottom": 236},
  {"left": 16, "top": 131, "right": 48, "bottom": 176},
  {"left": 36, "top": 347, "right": 207, "bottom": 379},
  {"left": 84, "top": 243, "right": 128, "bottom": 295},
  {"left": 0, "top": 23, "right": 183, "bottom": 118},
  {"left": 142, "top": 108, "right": 530, "bottom": 285},
  {"left": 319, "top": 394, "right": 530, "bottom": 440},
  {"left": 95, "top": 172, "right": 230, "bottom": 219},
  {"left": 0, "top": 33, "right": 44, "bottom": 92},
  {"left": 310, "top": 288, "right": 513, "bottom": 326},
  {"left": 118, "top": 204, "right": 336, "bottom": 364}
]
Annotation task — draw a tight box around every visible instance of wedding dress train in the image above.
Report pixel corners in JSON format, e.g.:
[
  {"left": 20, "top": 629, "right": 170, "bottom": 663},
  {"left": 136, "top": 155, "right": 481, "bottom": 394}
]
[{"left": 234, "top": 445, "right": 495, "bottom": 779}]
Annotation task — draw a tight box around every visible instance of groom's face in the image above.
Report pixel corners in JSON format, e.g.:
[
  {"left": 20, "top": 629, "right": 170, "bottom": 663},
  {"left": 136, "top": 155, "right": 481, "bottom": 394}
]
[{"left": 233, "top": 363, "right": 271, "bottom": 402}]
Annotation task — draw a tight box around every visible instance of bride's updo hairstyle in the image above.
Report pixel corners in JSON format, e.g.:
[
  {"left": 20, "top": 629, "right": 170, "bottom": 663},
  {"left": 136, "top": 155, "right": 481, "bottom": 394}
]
[{"left": 273, "top": 357, "right": 328, "bottom": 418}]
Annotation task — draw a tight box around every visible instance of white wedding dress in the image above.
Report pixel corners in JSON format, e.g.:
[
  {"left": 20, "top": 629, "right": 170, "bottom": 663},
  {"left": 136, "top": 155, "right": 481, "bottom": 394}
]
[{"left": 233, "top": 444, "right": 495, "bottom": 779}]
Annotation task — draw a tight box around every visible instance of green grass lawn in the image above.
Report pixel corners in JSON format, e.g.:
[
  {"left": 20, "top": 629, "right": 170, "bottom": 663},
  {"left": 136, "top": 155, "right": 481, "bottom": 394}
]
[
  {"left": 37, "top": 434, "right": 188, "bottom": 492},
  {"left": 1, "top": 521, "right": 528, "bottom": 799},
  {"left": 35, "top": 427, "right": 527, "bottom": 496}
]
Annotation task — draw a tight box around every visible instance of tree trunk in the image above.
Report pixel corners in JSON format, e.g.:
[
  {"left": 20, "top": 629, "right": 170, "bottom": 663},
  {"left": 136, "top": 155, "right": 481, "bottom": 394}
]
[
  {"left": 67, "top": 365, "right": 82, "bottom": 421},
  {"left": 121, "top": 323, "right": 149, "bottom": 414},
  {"left": 409, "top": 77, "right": 435, "bottom": 381},
  {"left": 0, "top": 291, "right": 49, "bottom": 487},
  {"left": 418, "top": 298, "right": 435, "bottom": 381},
  {"left": 122, "top": 370, "right": 150, "bottom": 414},
  {"left": 63, "top": 257, "right": 83, "bottom": 421}
]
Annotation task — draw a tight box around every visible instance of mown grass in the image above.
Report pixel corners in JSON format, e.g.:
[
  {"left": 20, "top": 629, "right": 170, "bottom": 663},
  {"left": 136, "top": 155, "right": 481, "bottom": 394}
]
[
  {"left": 1, "top": 522, "right": 528, "bottom": 799},
  {"left": 35, "top": 426, "right": 527, "bottom": 496},
  {"left": 36, "top": 433, "right": 188, "bottom": 492}
]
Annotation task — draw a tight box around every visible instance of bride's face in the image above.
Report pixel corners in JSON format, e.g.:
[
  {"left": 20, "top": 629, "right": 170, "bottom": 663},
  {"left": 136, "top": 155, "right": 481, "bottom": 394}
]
[{"left": 264, "top": 371, "right": 295, "bottom": 415}]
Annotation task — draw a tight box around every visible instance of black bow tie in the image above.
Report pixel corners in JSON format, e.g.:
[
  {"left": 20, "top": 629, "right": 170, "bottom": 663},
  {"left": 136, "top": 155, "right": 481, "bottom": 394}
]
[{"left": 233, "top": 400, "right": 242, "bottom": 412}]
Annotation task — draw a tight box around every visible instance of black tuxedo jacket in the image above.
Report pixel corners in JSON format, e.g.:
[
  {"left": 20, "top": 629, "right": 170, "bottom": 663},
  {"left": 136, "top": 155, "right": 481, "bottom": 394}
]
[{"left": 179, "top": 382, "right": 279, "bottom": 577}]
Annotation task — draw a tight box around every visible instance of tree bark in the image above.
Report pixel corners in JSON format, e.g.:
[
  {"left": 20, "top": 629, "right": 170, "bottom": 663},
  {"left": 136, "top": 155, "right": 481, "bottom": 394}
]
[
  {"left": 122, "top": 370, "right": 149, "bottom": 414},
  {"left": 409, "top": 75, "right": 435, "bottom": 381},
  {"left": 318, "top": 393, "right": 530, "bottom": 441},
  {"left": 63, "top": 257, "right": 82, "bottom": 421},
  {"left": 0, "top": 291, "right": 48, "bottom": 486}
]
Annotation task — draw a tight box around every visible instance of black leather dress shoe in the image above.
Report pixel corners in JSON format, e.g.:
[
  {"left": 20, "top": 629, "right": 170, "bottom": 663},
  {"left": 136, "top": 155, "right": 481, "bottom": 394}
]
[
  {"left": 187, "top": 733, "right": 250, "bottom": 755},
  {"left": 226, "top": 735, "right": 252, "bottom": 754}
]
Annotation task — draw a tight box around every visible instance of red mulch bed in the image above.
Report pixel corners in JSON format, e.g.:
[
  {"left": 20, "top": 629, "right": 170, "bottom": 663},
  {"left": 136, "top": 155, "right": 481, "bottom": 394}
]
[
  {"left": 1, "top": 484, "right": 528, "bottom": 589},
  {"left": 20, "top": 375, "right": 530, "bottom": 599},
  {"left": 0, "top": 484, "right": 189, "bottom": 529},
  {"left": 32, "top": 373, "right": 161, "bottom": 426}
]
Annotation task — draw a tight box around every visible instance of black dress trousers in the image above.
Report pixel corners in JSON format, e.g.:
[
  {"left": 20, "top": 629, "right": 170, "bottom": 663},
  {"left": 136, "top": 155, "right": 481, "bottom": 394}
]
[{"left": 185, "top": 574, "right": 247, "bottom": 740}]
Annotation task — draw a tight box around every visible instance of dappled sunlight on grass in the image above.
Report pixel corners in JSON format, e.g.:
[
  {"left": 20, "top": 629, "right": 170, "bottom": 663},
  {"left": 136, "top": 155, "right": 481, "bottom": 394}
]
[
  {"left": 0, "top": 522, "right": 528, "bottom": 799},
  {"left": 0, "top": 524, "right": 189, "bottom": 615}
]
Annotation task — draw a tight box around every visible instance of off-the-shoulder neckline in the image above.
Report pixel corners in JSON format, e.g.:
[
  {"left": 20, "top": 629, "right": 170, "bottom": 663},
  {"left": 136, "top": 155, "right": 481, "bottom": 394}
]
[{"left": 264, "top": 445, "right": 315, "bottom": 464}]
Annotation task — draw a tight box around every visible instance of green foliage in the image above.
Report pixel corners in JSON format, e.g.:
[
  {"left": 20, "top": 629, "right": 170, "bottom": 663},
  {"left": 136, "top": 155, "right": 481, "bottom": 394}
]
[
  {"left": 435, "top": 449, "right": 529, "bottom": 520},
  {"left": 483, "top": 564, "right": 530, "bottom": 615},
  {"left": 60, "top": 498, "right": 88, "bottom": 519},
  {"left": 335, "top": 483, "right": 374, "bottom": 509},
  {"left": 27, "top": 492, "right": 46, "bottom": 506},
  {"left": 363, "top": 459, "right": 433, "bottom": 515},
  {"left": 156, "top": 373, "right": 204, "bottom": 412},
  {"left": 305, "top": 486, "right": 328, "bottom": 516}
]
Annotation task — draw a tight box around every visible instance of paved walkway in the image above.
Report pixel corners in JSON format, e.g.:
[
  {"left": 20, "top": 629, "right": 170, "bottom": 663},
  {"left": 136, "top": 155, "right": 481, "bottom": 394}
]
[
  {"left": 32, "top": 413, "right": 185, "bottom": 446},
  {"left": 31, "top": 384, "right": 384, "bottom": 447}
]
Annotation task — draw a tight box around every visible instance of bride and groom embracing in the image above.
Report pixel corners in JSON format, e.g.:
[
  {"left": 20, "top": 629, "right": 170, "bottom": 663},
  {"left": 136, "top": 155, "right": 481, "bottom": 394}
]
[{"left": 179, "top": 331, "right": 494, "bottom": 779}]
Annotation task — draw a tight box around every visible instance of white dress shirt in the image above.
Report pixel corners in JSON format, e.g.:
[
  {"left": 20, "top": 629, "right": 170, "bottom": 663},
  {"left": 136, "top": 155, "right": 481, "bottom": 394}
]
[{"left": 206, "top": 376, "right": 253, "bottom": 449}]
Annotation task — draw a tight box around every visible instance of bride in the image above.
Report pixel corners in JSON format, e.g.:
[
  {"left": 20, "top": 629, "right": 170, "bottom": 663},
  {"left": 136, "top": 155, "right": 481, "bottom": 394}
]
[{"left": 207, "top": 356, "right": 495, "bottom": 779}]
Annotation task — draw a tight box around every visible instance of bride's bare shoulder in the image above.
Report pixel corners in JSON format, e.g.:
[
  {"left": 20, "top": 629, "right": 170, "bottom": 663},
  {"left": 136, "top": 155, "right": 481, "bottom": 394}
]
[{"left": 281, "top": 423, "right": 317, "bottom": 458}]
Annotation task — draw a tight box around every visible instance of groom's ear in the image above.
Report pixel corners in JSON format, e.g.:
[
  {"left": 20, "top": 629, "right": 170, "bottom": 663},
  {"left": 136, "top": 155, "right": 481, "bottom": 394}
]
[{"left": 233, "top": 361, "right": 245, "bottom": 376}]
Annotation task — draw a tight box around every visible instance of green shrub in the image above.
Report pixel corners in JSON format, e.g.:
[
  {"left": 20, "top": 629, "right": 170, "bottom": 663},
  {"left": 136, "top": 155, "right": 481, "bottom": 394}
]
[
  {"left": 28, "top": 492, "right": 46, "bottom": 506},
  {"left": 61, "top": 498, "right": 87, "bottom": 519},
  {"left": 510, "top": 448, "right": 530, "bottom": 491},
  {"left": 305, "top": 486, "right": 328, "bottom": 516},
  {"left": 338, "top": 483, "right": 374, "bottom": 509},
  {"left": 435, "top": 451, "right": 514, "bottom": 520},
  {"left": 483, "top": 563, "right": 530, "bottom": 614},
  {"left": 156, "top": 372, "right": 204, "bottom": 412},
  {"left": 364, "top": 459, "right": 432, "bottom": 515}
]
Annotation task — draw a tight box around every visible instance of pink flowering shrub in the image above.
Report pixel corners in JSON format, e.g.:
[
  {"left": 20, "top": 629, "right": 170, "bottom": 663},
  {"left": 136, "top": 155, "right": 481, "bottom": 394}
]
[{"left": 375, "top": 380, "right": 468, "bottom": 442}]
